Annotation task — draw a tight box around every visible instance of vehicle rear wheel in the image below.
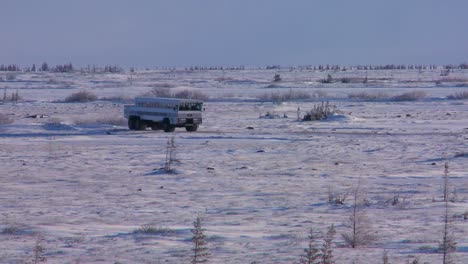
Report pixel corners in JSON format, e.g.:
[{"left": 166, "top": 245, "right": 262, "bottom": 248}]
[
  {"left": 128, "top": 117, "right": 136, "bottom": 130},
  {"left": 135, "top": 118, "right": 147, "bottom": 130},
  {"left": 151, "top": 122, "right": 162, "bottom": 130},
  {"left": 185, "top": 124, "right": 198, "bottom": 132}
]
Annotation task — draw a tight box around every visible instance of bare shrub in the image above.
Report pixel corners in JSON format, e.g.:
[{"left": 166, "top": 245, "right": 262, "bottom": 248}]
[
  {"left": 2, "top": 225, "right": 19, "bottom": 234},
  {"left": 302, "top": 102, "right": 336, "bottom": 121},
  {"left": 447, "top": 91, "right": 468, "bottom": 100},
  {"left": 311, "top": 90, "right": 328, "bottom": 98},
  {"left": 64, "top": 90, "right": 97, "bottom": 102},
  {"left": 143, "top": 87, "right": 208, "bottom": 100},
  {"left": 319, "top": 74, "right": 334, "bottom": 83},
  {"left": 384, "top": 193, "right": 408, "bottom": 208},
  {"left": 341, "top": 182, "right": 376, "bottom": 248},
  {"left": 328, "top": 186, "right": 348, "bottom": 205},
  {"left": 99, "top": 95, "right": 131, "bottom": 102},
  {"left": 437, "top": 77, "right": 468, "bottom": 83},
  {"left": 273, "top": 74, "right": 282, "bottom": 82},
  {"left": 391, "top": 91, "right": 426, "bottom": 101},
  {"left": 147, "top": 87, "right": 172, "bottom": 97},
  {"left": 174, "top": 89, "right": 209, "bottom": 100},
  {"left": 214, "top": 76, "right": 234, "bottom": 82},
  {"left": 0, "top": 113, "right": 14, "bottom": 125},
  {"left": 133, "top": 224, "right": 175, "bottom": 235},
  {"left": 348, "top": 91, "right": 390, "bottom": 101},
  {"left": 149, "top": 83, "right": 176, "bottom": 89}
]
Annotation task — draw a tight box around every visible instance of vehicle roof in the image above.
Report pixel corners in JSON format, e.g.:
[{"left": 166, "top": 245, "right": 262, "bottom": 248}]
[{"left": 135, "top": 97, "right": 203, "bottom": 103}]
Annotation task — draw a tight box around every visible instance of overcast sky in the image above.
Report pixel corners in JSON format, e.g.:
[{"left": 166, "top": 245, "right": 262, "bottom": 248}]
[{"left": 1, "top": 0, "right": 468, "bottom": 68}]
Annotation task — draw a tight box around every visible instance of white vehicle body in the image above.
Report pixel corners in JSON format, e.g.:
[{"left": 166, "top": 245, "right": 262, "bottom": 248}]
[{"left": 124, "top": 97, "right": 203, "bottom": 132}]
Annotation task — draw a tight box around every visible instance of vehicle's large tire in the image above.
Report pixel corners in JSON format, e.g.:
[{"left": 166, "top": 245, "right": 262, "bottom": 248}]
[
  {"left": 185, "top": 124, "right": 198, "bottom": 132},
  {"left": 164, "top": 124, "right": 175, "bottom": 132},
  {"left": 128, "top": 116, "right": 136, "bottom": 130},
  {"left": 135, "top": 118, "right": 147, "bottom": 131},
  {"left": 151, "top": 122, "right": 162, "bottom": 131},
  {"left": 162, "top": 120, "right": 174, "bottom": 132}
]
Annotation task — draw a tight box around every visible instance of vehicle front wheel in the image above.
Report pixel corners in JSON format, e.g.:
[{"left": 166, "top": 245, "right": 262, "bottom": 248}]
[
  {"left": 164, "top": 125, "right": 175, "bottom": 132},
  {"left": 185, "top": 124, "right": 198, "bottom": 132}
]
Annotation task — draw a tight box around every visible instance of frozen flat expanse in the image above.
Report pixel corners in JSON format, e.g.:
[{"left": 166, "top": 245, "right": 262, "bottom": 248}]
[{"left": 0, "top": 68, "right": 467, "bottom": 263}]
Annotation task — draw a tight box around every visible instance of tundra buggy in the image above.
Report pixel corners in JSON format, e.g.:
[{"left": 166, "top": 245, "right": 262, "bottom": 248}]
[{"left": 124, "top": 97, "right": 203, "bottom": 132}]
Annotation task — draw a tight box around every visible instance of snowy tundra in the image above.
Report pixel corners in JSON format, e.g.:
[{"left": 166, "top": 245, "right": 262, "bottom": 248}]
[{"left": 0, "top": 68, "right": 467, "bottom": 263}]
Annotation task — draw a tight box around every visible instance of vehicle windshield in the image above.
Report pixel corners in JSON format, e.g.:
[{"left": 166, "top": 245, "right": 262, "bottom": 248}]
[{"left": 178, "top": 103, "right": 202, "bottom": 111}]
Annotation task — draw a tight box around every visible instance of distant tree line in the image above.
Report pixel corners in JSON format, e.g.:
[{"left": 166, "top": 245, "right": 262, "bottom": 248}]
[
  {"left": 1, "top": 62, "right": 467, "bottom": 72},
  {"left": 184, "top": 66, "right": 245, "bottom": 71},
  {"left": 0, "top": 62, "right": 127, "bottom": 73},
  {"left": 0, "top": 64, "right": 21, "bottom": 71},
  {"left": 275, "top": 63, "right": 468, "bottom": 71}
]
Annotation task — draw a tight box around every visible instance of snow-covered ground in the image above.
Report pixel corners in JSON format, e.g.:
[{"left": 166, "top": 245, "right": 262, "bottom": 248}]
[{"left": 0, "top": 68, "right": 467, "bottom": 263}]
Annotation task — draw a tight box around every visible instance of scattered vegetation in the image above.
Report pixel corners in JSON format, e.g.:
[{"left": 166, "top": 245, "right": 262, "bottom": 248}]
[
  {"left": 144, "top": 87, "right": 208, "bottom": 100},
  {"left": 149, "top": 82, "right": 176, "bottom": 89},
  {"left": 349, "top": 90, "right": 429, "bottom": 101},
  {"left": 273, "top": 74, "right": 282, "bottom": 82},
  {"left": 174, "top": 89, "right": 209, "bottom": 100},
  {"left": 319, "top": 74, "right": 334, "bottom": 84},
  {"left": 257, "top": 90, "right": 313, "bottom": 102},
  {"left": 327, "top": 186, "right": 348, "bottom": 205},
  {"left": 2, "top": 87, "right": 20, "bottom": 103},
  {"left": 302, "top": 102, "right": 336, "bottom": 121},
  {"left": 64, "top": 90, "right": 97, "bottom": 102},
  {"left": 0, "top": 113, "right": 14, "bottom": 125},
  {"left": 2, "top": 225, "right": 19, "bottom": 234},
  {"left": 133, "top": 224, "right": 175, "bottom": 235},
  {"left": 391, "top": 91, "right": 426, "bottom": 101},
  {"left": 348, "top": 91, "right": 390, "bottom": 101},
  {"left": 447, "top": 91, "right": 468, "bottom": 100}
]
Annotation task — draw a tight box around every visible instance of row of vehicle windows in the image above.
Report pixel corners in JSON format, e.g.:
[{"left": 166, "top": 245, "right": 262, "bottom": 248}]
[{"left": 136, "top": 102, "right": 202, "bottom": 111}]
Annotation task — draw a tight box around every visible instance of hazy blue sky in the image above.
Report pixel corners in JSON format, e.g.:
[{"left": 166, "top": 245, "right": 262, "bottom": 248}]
[{"left": 1, "top": 0, "right": 468, "bottom": 67}]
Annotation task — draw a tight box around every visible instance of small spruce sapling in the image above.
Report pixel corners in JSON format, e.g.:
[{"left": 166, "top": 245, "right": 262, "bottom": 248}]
[
  {"left": 439, "top": 163, "right": 457, "bottom": 264},
  {"left": 321, "top": 224, "right": 336, "bottom": 264},
  {"left": 299, "top": 227, "right": 321, "bottom": 264},
  {"left": 192, "top": 216, "right": 209, "bottom": 264}
]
